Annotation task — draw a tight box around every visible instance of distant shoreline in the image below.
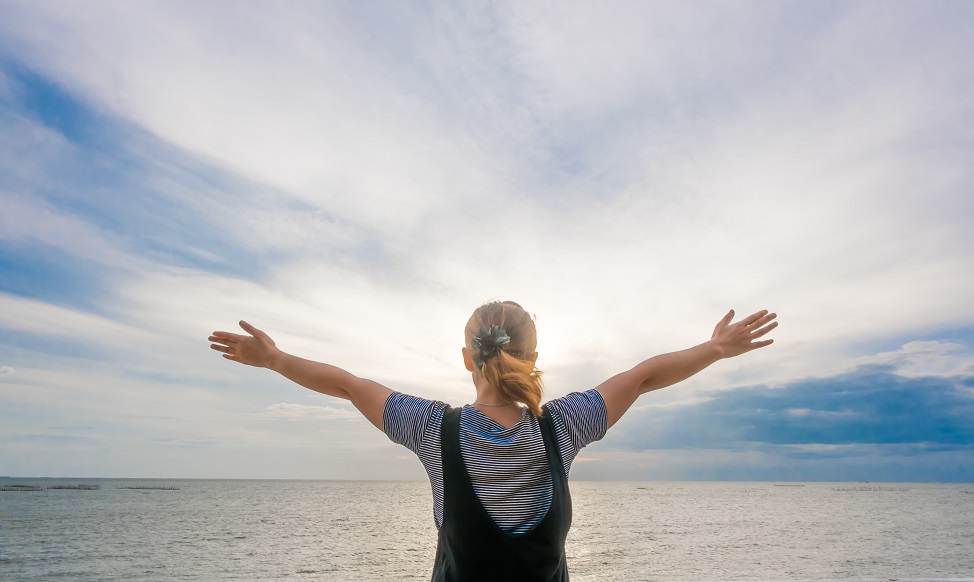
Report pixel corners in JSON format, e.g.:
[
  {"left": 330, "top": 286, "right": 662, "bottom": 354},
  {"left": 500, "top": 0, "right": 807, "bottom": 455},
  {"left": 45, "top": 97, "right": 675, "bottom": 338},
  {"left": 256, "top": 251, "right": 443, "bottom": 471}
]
[{"left": 2, "top": 476, "right": 972, "bottom": 484}]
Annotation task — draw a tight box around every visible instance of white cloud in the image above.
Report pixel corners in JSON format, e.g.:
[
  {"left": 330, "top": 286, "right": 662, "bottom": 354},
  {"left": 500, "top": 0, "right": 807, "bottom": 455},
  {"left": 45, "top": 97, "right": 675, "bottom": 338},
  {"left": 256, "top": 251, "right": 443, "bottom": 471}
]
[
  {"left": 2, "top": 1, "right": 971, "bottom": 358},
  {"left": 0, "top": 2, "right": 504, "bottom": 233},
  {"left": 252, "top": 402, "right": 361, "bottom": 422},
  {"left": 851, "top": 340, "right": 974, "bottom": 378},
  {"left": 0, "top": 190, "right": 138, "bottom": 269},
  {"left": 786, "top": 408, "right": 859, "bottom": 420},
  {"left": 781, "top": 444, "right": 864, "bottom": 454},
  {"left": 0, "top": 292, "right": 149, "bottom": 346},
  {"left": 0, "top": 366, "right": 15, "bottom": 374},
  {"left": 1, "top": 1, "right": 973, "bottom": 478}
]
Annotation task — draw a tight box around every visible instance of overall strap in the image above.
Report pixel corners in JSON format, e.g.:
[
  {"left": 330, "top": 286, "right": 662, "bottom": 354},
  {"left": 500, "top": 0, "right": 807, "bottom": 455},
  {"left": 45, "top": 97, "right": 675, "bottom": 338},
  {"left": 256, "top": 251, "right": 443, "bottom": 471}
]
[
  {"left": 432, "top": 405, "right": 572, "bottom": 581},
  {"left": 538, "top": 405, "right": 568, "bottom": 484},
  {"left": 440, "top": 406, "right": 463, "bottom": 475}
]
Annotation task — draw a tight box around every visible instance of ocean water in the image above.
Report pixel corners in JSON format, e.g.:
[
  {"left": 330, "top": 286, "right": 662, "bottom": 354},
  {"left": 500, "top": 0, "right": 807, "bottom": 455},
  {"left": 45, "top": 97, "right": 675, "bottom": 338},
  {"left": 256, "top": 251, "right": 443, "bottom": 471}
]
[{"left": 1, "top": 479, "right": 972, "bottom": 581}]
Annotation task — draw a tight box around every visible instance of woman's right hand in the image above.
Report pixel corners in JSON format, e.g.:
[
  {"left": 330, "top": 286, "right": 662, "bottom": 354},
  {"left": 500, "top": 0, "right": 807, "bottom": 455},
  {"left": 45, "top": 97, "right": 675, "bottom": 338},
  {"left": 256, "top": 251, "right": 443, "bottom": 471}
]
[
  {"left": 209, "top": 321, "right": 281, "bottom": 368},
  {"left": 709, "top": 309, "right": 777, "bottom": 359}
]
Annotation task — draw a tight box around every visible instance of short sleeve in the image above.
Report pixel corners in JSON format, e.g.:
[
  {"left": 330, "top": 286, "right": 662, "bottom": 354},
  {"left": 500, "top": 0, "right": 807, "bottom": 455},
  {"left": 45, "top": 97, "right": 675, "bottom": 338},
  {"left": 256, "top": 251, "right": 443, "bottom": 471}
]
[
  {"left": 545, "top": 389, "right": 608, "bottom": 461},
  {"left": 382, "top": 392, "right": 447, "bottom": 454}
]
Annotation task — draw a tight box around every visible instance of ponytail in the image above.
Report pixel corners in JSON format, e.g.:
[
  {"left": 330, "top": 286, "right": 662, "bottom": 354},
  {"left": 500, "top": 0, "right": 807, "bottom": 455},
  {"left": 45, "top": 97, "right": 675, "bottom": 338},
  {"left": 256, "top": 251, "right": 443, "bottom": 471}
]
[
  {"left": 465, "top": 301, "right": 544, "bottom": 416},
  {"left": 481, "top": 349, "right": 544, "bottom": 417}
]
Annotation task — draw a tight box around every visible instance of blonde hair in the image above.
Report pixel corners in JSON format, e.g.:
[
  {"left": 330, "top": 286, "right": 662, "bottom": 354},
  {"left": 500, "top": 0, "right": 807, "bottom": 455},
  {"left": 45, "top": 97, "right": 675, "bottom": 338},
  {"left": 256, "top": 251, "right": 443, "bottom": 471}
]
[{"left": 465, "top": 301, "right": 544, "bottom": 416}]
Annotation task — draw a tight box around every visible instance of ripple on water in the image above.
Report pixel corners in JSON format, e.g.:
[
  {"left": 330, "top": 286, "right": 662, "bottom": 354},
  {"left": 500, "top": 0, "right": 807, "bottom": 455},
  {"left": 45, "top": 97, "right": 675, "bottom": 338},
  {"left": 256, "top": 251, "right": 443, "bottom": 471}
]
[{"left": 1, "top": 480, "right": 973, "bottom": 581}]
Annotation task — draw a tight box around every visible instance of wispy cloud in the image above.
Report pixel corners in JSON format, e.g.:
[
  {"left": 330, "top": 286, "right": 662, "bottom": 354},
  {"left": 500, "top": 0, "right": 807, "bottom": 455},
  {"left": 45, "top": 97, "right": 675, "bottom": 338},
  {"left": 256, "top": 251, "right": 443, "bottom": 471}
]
[
  {"left": 1, "top": 1, "right": 972, "bottom": 479},
  {"left": 251, "top": 402, "right": 362, "bottom": 422},
  {"left": 851, "top": 341, "right": 974, "bottom": 378}
]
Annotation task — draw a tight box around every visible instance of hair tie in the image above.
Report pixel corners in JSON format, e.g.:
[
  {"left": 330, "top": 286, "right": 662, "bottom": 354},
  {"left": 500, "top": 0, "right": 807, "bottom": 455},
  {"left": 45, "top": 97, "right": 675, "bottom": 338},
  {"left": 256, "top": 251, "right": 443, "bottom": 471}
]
[{"left": 473, "top": 325, "right": 511, "bottom": 368}]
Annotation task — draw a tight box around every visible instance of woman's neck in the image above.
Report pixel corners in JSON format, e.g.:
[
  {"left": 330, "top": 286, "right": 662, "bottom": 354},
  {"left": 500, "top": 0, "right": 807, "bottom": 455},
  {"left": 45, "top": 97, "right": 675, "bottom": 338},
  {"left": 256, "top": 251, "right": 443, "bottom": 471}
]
[
  {"left": 472, "top": 378, "right": 509, "bottom": 406},
  {"left": 471, "top": 380, "right": 523, "bottom": 428}
]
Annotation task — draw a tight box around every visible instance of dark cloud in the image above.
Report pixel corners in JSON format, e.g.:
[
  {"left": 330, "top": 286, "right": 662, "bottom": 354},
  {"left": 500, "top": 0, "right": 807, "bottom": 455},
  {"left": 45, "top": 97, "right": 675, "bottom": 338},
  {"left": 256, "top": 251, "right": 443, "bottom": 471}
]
[
  {"left": 609, "top": 365, "right": 974, "bottom": 451},
  {"left": 575, "top": 366, "right": 974, "bottom": 481}
]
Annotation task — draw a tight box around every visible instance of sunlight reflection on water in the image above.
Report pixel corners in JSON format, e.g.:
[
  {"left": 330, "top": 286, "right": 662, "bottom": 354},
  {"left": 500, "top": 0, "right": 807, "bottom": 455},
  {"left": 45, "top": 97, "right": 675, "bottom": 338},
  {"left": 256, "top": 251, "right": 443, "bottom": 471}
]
[{"left": 1, "top": 479, "right": 972, "bottom": 581}]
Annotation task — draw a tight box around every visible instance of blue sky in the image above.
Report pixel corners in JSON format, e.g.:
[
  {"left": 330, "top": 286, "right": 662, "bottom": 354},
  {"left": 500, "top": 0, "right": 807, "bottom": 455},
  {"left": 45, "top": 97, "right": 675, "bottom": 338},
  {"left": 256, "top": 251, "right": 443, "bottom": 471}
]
[{"left": 1, "top": 1, "right": 973, "bottom": 481}]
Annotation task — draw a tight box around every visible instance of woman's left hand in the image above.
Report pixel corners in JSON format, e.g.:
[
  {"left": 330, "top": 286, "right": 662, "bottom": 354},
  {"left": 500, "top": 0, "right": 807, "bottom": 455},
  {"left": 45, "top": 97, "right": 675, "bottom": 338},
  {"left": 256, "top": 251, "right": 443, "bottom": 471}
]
[{"left": 208, "top": 321, "right": 282, "bottom": 368}]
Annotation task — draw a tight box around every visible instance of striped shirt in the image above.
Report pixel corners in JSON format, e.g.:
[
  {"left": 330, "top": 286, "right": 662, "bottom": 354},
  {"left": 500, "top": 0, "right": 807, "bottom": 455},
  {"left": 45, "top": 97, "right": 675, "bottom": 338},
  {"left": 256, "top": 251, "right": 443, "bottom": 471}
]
[{"left": 383, "top": 389, "right": 607, "bottom": 534}]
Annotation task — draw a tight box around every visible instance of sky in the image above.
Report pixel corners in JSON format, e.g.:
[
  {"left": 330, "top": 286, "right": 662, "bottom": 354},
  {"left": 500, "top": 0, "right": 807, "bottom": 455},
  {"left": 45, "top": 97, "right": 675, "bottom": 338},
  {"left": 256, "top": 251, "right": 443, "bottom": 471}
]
[{"left": 1, "top": 0, "right": 972, "bottom": 481}]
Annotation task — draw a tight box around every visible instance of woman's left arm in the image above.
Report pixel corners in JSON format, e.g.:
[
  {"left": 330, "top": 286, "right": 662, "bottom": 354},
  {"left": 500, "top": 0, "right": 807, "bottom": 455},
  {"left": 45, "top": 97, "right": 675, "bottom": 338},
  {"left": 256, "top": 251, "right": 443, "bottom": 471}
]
[{"left": 596, "top": 309, "right": 777, "bottom": 428}]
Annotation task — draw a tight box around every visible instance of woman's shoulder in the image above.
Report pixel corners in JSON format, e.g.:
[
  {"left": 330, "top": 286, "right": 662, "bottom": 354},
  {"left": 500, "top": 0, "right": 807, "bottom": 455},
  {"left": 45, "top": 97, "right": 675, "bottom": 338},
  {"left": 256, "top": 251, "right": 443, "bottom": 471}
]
[
  {"left": 544, "top": 388, "right": 606, "bottom": 417},
  {"left": 386, "top": 391, "right": 450, "bottom": 414},
  {"left": 543, "top": 389, "right": 608, "bottom": 448},
  {"left": 383, "top": 392, "right": 450, "bottom": 452}
]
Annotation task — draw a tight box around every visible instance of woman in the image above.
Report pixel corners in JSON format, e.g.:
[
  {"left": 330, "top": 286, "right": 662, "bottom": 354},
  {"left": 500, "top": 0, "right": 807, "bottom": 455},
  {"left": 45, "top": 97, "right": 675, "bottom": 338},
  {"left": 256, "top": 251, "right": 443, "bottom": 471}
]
[{"left": 208, "top": 300, "right": 777, "bottom": 581}]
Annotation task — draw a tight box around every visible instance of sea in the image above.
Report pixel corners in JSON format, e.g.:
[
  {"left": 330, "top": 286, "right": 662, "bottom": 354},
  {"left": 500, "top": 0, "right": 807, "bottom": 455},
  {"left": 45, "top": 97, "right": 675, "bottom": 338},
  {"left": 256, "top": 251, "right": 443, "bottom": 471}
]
[{"left": 0, "top": 479, "right": 972, "bottom": 582}]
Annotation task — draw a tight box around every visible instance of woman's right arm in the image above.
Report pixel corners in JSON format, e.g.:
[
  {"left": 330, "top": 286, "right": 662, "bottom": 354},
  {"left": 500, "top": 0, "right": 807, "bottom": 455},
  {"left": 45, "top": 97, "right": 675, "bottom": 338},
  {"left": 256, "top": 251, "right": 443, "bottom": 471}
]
[{"left": 209, "top": 321, "right": 392, "bottom": 430}]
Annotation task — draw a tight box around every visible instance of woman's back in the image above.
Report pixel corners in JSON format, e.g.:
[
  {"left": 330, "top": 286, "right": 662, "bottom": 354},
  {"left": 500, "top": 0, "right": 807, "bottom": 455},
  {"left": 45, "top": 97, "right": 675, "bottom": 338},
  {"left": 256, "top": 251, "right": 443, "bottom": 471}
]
[{"left": 384, "top": 390, "right": 607, "bottom": 533}]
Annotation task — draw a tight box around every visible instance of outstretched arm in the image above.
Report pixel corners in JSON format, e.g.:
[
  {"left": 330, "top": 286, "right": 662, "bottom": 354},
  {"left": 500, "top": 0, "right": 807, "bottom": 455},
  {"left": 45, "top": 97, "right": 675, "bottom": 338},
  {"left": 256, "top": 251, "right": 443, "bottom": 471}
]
[
  {"left": 596, "top": 309, "right": 777, "bottom": 428},
  {"left": 208, "top": 321, "right": 392, "bottom": 430}
]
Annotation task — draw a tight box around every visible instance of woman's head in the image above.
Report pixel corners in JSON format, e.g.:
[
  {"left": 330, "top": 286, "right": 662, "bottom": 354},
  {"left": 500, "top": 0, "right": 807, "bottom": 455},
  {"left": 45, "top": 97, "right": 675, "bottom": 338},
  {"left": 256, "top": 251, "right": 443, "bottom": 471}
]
[{"left": 464, "top": 301, "right": 544, "bottom": 416}]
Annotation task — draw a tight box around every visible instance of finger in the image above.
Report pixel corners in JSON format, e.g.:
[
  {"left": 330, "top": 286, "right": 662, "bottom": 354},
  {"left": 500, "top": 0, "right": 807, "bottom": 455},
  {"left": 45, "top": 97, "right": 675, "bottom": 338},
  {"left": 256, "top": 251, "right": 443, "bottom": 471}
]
[
  {"left": 210, "top": 332, "right": 242, "bottom": 343},
  {"left": 222, "top": 353, "right": 240, "bottom": 362},
  {"left": 748, "top": 339, "right": 774, "bottom": 350},
  {"left": 713, "top": 309, "right": 734, "bottom": 335},
  {"left": 210, "top": 344, "right": 232, "bottom": 354},
  {"left": 751, "top": 321, "right": 778, "bottom": 338},
  {"left": 239, "top": 320, "right": 265, "bottom": 339},
  {"left": 720, "top": 309, "right": 735, "bottom": 327},
  {"left": 740, "top": 309, "right": 770, "bottom": 327},
  {"left": 746, "top": 314, "right": 777, "bottom": 333},
  {"left": 749, "top": 321, "right": 778, "bottom": 339}
]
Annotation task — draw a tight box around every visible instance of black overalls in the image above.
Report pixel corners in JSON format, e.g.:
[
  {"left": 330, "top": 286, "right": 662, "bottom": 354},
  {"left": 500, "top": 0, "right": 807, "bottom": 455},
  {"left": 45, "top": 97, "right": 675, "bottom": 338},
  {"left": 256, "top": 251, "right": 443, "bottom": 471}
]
[{"left": 431, "top": 405, "right": 572, "bottom": 582}]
